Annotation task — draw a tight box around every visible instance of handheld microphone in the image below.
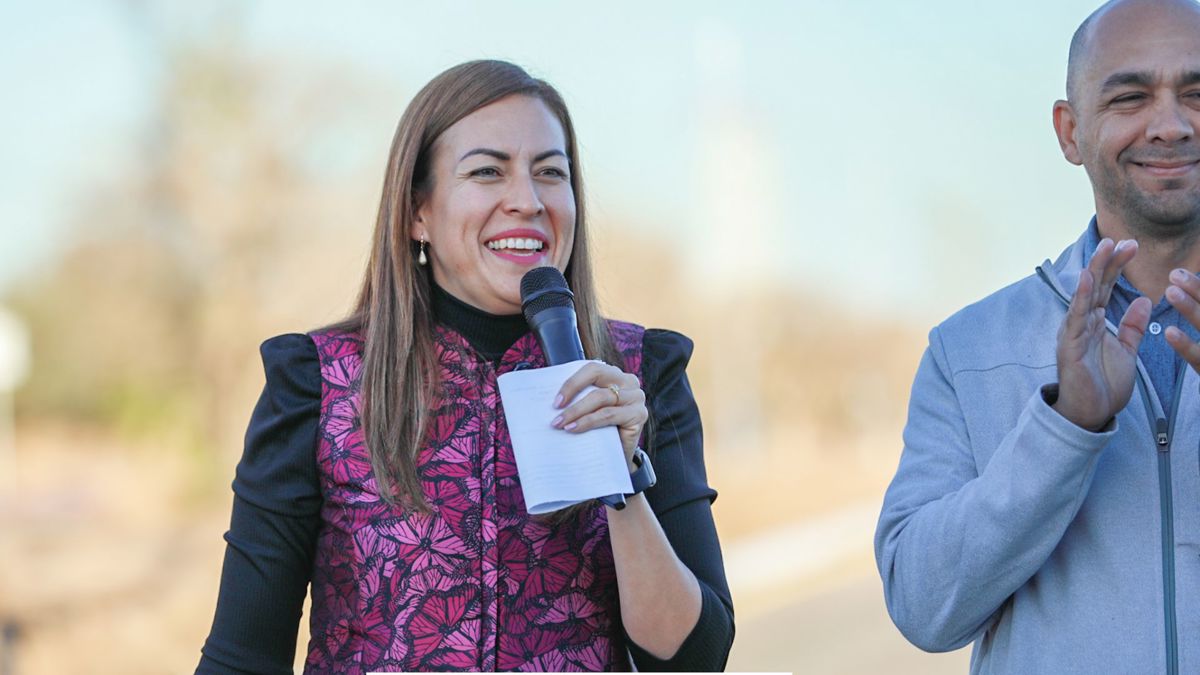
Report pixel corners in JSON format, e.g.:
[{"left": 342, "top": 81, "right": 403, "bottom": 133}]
[
  {"left": 520, "top": 267, "right": 626, "bottom": 509},
  {"left": 520, "top": 267, "right": 585, "bottom": 365}
]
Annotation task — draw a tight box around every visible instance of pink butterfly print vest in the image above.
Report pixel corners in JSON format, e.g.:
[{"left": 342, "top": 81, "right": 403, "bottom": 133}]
[{"left": 305, "top": 320, "right": 645, "bottom": 673}]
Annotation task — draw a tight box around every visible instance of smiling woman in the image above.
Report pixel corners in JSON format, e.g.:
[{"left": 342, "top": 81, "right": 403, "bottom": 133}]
[{"left": 195, "top": 60, "right": 734, "bottom": 673}]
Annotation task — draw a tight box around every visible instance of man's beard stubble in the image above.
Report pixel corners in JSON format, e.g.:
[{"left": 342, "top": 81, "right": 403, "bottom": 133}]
[{"left": 1093, "top": 156, "right": 1200, "bottom": 245}]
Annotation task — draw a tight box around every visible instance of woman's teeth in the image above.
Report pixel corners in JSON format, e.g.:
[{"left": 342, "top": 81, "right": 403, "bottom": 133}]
[{"left": 486, "top": 238, "right": 544, "bottom": 252}]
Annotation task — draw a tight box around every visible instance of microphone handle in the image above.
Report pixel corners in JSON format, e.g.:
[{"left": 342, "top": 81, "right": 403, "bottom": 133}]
[
  {"left": 528, "top": 306, "right": 585, "bottom": 365},
  {"left": 528, "top": 305, "right": 627, "bottom": 509}
]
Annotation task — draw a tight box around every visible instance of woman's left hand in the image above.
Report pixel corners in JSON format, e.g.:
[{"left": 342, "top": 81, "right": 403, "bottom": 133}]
[{"left": 552, "top": 361, "right": 647, "bottom": 467}]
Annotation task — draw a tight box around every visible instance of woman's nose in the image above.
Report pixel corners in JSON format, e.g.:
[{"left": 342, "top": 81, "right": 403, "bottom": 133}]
[{"left": 504, "top": 173, "right": 545, "bottom": 216}]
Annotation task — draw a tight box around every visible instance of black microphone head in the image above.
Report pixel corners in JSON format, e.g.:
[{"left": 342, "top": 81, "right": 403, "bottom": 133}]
[{"left": 520, "top": 267, "right": 575, "bottom": 321}]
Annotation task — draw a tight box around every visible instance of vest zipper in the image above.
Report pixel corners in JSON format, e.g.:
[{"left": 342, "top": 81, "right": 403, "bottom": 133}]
[{"left": 1038, "top": 264, "right": 1179, "bottom": 675}]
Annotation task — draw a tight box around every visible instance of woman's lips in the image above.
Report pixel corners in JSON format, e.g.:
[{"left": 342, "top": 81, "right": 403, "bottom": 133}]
[
  {"left": 484, "top": 230, "right": 549, "bottom": 265},
  {"left": 486, "top": 247, "right": 549, "bottom": 264}
]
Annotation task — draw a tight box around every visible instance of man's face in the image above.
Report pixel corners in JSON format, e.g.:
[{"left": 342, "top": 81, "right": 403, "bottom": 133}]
[{"left": 1056, "top": 1, "right": 1200, "bottom": 239}]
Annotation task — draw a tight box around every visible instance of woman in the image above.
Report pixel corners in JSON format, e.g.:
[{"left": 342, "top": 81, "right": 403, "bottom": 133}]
[{"left": 198, "top": 60, "right": 733, "bottom": 673}]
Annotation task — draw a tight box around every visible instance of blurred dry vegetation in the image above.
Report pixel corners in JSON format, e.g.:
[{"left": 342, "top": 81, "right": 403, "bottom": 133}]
[{"left": 0, "top": 9, "right": 925, "bottom": 673}]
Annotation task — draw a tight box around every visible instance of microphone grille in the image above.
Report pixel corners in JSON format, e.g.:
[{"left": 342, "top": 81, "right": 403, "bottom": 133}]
[{"left": 520, "top": 267, "right": 575, "bottom": 319}]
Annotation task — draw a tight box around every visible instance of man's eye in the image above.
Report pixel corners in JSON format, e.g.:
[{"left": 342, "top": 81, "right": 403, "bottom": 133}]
[{"left": 1111, "top": 93, "right": 1146, "bottom": 105}]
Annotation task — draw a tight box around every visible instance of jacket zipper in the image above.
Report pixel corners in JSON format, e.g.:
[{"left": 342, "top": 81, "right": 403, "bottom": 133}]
[
  {"left": 1037, "top": 265, "right": 1179, "bottom": 674},
  {"left": 1134, "top": 370, "right": 1182, "bottom": 675}
]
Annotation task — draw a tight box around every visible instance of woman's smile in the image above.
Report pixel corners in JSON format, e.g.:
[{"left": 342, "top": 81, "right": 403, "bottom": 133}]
[{"left": 484, "top": 228, "right": 550, "bottom": 264}]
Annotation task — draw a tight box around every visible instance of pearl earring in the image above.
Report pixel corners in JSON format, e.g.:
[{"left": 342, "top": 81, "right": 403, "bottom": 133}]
[{"left": 418, "top": 236, "right": 428, "bottom": 266}]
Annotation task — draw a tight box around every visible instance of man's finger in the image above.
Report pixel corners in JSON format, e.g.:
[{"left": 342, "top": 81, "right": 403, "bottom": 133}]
[
  {"left": 1168, "top": 268, "right": 1200, "bottom": 302},
  {"left": 1086, "top": 238, "right": 1115, "bottom": 306},
  {"left": 1063, "top": 268, "right": 1096, "bottom": 343},
  {"left": 1097, "top": 239, "right": 1138, "bottom": 310},
  {"left": 1166, "top": 325, "right": 1200, "bottom": 373},
  {"left": 1088, "top": 237, "right": 1114, "bottom": 274},
  {"left": 1116, "top": 296, "right": 1152, "bottom": 354},
  {"left": 1165, "top": 272, "right": 1200, "bottom": 375},
  {"left": 1166, "top": 280, "right": 1200, "bottom": 332}
]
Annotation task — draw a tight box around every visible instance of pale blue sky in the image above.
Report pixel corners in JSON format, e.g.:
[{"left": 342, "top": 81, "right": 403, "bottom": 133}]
[{"left": 0, "top": 1, "right": 1103, "bottom": 323}]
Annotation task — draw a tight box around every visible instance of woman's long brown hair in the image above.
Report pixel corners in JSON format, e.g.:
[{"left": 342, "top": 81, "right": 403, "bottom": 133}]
[{"left": 329, "top": 60, "right": 623, "bottom": 508}]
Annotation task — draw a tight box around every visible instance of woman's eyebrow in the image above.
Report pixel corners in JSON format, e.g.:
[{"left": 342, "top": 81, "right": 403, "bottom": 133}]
[
  {"left": 533, "top": 149, "right": 568, "bottom": 162},
  {"left": 458, "top": 148, "right": 568, "bottom": 162},
  {"left": 459, "top": 148, "right": 510, "bottom": 162}
]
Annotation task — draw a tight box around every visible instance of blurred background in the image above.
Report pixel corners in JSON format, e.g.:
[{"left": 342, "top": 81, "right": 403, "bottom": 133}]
[{"left": 0, "top": 1, "right": 1103, "bottom": 672}]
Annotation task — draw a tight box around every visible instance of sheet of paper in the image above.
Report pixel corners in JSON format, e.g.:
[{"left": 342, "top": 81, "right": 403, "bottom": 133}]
[{"left": 497, "top": 360, "right": 633, "bottom": 514}]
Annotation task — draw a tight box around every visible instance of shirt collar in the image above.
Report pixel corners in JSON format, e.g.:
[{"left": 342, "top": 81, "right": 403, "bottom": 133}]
[{"left": 1081, "top": 215, "right": 1142, "bottom": 297}]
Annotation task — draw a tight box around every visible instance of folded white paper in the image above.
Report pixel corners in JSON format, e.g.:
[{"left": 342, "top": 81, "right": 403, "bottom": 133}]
[{"left": 497, "top": 360, "right": 633, "bottom": 514}]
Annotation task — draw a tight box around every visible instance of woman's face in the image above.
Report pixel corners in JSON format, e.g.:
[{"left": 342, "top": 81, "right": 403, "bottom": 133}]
[{"left": 415, "top": 94, "right": 576, "bottom": 315}]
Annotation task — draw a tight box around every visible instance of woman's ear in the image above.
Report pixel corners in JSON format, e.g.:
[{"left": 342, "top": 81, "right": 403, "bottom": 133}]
[{"left": 411, "top": 200, "right": 428, "bottom": 242}]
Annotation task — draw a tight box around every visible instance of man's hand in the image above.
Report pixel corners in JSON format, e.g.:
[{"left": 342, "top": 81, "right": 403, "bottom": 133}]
[
  {"left": 1053, "top": 238, "right": 1151, "bottom": 431},
  {"left": 1164, "top": 267, "right": 1200, "bottom": 372}
]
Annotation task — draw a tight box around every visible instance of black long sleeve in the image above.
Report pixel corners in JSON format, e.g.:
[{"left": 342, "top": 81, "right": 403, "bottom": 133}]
[
  {"left": 198, "top": 334, "right": 323, "bottom": 674},
  {"left": 626, "top": 329, "right": 735, "bottom": 671}
]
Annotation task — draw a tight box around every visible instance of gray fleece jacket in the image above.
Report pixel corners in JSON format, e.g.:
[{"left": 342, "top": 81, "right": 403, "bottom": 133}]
[{"left": 875, "top": 229, "right": 1200, "bottom": 674}]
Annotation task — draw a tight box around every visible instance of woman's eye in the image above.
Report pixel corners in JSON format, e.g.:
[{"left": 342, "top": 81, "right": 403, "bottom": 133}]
[
  {"left": 470, "top": 167, "right": 500, "bottom": 178},
  {"left": 538, "top": 167, "right": 568, "bottom": 179}
]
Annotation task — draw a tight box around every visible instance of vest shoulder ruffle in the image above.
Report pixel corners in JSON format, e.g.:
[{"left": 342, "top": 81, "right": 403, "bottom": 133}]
[
  {"left": 259, "top": 332, "right": 322, "bottom": 398},
  {"left": 604, "top": 318, "right": 644, "bottom": 342}
]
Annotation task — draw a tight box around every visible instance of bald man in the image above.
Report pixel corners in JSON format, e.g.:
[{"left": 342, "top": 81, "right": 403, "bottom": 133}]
[{"left": 875, "top": 0, "right": 1200, "bottom": 672}]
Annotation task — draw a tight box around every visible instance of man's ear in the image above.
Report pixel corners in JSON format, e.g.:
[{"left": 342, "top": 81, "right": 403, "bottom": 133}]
[{"left": 1053, "top": 100, "right": 1084, "bottom": 166}]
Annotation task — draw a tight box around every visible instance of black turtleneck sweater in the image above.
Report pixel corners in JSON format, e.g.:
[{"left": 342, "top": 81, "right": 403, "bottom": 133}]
[
  {"left": 430, "top": 283, "right": 530, "bottom": 363},
  {"left": 198, "top": 289, "right": 734, "bottom": 673}
]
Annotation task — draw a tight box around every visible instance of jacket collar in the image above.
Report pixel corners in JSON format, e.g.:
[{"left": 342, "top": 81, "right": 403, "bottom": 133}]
[{"left": 1037, "top": 227, "right": 1091, "bottom": 304}]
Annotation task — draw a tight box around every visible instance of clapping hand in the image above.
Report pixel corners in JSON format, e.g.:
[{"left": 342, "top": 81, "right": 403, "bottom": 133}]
[
  {"left": 1165, "top": 267, "right": 1200, "bottom": 373},
  {"left": 1053, "top": 238, "right": 1152, "bottom": 431}
]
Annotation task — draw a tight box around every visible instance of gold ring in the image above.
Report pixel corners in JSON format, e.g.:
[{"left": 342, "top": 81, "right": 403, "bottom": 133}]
[{"left": 608, "top": 384, "right": 621, "bottom": 405}]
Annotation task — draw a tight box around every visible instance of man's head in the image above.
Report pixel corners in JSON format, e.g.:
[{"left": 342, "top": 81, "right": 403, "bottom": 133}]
[{"left": 1054, "top": 0, "right": 1200, "bottom": 241}]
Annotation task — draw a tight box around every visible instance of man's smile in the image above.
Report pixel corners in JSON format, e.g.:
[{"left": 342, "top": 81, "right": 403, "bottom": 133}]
[{"left": 1129, "top": 156, "right": 1200, "bottom": 178}]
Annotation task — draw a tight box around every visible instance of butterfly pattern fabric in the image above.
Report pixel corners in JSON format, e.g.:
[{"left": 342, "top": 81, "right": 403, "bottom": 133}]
[{"left": 305, "top": 321, "right": 645, "bottom": 673}]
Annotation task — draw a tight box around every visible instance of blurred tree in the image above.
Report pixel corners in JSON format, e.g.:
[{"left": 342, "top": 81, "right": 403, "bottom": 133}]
[{"left": 6, "top": 5, "right": 384, "bottom": 463}]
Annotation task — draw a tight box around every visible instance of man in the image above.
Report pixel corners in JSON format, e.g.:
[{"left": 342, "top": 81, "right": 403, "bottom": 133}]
[{"left": 875, "top": 0, "right": 1200, "bottom": 672}]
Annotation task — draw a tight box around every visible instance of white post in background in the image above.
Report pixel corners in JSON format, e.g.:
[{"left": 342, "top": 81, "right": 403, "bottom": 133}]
[
  {"left": 0, "top": 308, "right": 31, "bottom": 495},
  {"left": 688, "top": 21, "right": 779, "bottom": 459}
]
